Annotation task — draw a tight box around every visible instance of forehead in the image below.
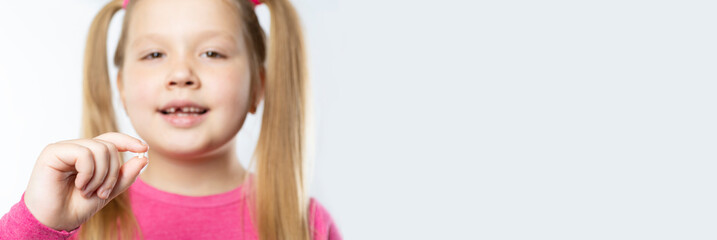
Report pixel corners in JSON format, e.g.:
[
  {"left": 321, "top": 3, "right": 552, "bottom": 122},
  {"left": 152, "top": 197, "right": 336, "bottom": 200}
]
[{"left": 127, "top": 0, "right": 242, "bottom": 45}]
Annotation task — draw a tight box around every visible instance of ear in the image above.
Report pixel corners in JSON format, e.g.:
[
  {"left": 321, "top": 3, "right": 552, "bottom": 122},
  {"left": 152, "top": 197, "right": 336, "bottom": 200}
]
[
  {"left": 117, "top": 70, "right": 128, "bottom": 113},
  {"left": 249, "top": 67, "right": 265, "bottom": 114}
]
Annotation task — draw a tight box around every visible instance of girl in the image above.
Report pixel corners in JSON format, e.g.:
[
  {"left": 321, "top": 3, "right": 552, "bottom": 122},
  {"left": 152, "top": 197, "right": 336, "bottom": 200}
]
[{"left": 0, "top": 0, "right": 341, "bottom": 239}]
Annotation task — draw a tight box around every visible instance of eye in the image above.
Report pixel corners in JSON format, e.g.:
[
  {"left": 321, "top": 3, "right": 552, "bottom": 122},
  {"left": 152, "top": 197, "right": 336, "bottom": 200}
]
[
  {"left": 142, "top": 52, "right": 164, "bottom": 60},
  {"left": 201, "top": 51, "right": 224, "bottom": 59}
]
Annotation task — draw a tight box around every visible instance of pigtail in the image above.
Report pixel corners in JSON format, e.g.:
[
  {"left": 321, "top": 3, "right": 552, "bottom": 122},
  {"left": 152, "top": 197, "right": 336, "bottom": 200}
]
[
  {"left": 252, "top": 0, "right": 312, "bottom": 239},
  {"left": 82, "top": 0, "right": 121, "bottom": 138},
  {"left": 79, "top": 0, "right": 141, "bottom": 239}
]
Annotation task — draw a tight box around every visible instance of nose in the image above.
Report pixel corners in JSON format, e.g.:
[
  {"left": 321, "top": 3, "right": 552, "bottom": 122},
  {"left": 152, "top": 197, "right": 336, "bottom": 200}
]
[
  {"left": 168, "top": 78, "right": 199, "bottom": 88},
  {"left": 166, "top": 60, "right": 201, "bottom": 89}
]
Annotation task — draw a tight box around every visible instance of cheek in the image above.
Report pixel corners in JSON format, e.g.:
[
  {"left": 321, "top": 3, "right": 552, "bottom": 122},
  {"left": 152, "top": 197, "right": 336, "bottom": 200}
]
[
  {"left": 202, "top": 69, "right": 251, "bottom": 129},
  {"left": 208, "top": 67, "right": 253, "bottom": 115},
  {"left": 122, "top": 73, "right": 160, "bottom": 115}
]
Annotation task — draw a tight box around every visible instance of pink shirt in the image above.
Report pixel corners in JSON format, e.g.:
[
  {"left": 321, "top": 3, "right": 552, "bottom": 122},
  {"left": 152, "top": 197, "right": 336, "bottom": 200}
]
[{"left": 0, "top": 178, "right": 341, "bottom": 240}]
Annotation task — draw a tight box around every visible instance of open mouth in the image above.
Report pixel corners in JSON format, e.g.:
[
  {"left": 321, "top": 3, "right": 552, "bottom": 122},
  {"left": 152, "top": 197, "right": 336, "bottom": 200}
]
[
  {"left": 157, "top": 101, "right": 211, "bottom": 128},
  {"left": 158, "top": 106, "right": 209, "bottom": 116},
  {"left": 157, "top": 100, "right": 210, "bottom": 116}
]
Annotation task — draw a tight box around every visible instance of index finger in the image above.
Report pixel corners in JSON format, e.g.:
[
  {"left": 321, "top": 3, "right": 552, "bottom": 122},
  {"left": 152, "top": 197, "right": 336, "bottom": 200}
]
[{"left": 93, "top": 132, "right": 148, "bottom": 153}]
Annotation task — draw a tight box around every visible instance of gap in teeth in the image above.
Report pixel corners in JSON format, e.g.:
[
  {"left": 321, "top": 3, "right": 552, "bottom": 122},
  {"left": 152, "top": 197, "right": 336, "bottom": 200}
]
[{"left": 164, "top": 107, "right": 204, "bottom": 114}]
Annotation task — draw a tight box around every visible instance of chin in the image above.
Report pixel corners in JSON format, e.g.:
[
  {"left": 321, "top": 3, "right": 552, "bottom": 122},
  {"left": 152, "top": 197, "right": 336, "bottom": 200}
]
[
  {"left": 158, "top": 134, "right": 211, "bottom": 156},
  {"left": 143, "top": 129, "right": 237, "bottom": 161},
  {"left": 131, "top": 111, "right": 244, "bottom": 160}
]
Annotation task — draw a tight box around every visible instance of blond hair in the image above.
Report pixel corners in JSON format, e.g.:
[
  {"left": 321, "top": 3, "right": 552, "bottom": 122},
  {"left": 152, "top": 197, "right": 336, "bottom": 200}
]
[{"left": 80, "top": 0, "right": 311, "bottom": 239}]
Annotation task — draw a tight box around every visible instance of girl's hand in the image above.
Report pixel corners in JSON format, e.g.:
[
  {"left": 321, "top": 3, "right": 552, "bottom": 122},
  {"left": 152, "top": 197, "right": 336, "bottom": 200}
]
[{"left": 22, "top": 132, "right": 149, "bottom": 231}]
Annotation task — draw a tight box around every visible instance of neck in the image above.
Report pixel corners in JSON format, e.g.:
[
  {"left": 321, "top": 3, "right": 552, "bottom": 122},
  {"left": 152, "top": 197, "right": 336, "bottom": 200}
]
[{"left": 139, "top": 140, "right": 247, "bottom": 196}]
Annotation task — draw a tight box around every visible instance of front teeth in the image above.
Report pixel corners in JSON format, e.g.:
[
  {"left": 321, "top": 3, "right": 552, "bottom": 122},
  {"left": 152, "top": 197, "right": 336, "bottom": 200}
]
[{"left": 164, "top": 107, "right": 204, "bottom": 114}]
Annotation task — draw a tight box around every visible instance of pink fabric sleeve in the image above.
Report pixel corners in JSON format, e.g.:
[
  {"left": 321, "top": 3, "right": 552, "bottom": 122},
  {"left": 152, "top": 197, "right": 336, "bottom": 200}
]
[
  {"left": 309, "top": 198, "right": 343, "bottom": 240},
  {"left": 0, "top": 193, "right": 79, "bottom": 240}
]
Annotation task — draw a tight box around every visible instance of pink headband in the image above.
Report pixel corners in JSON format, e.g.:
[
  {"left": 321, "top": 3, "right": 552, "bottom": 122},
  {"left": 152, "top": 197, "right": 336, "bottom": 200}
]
[{"left": 122, "top": 0, "right": 262, "bottom": 9}]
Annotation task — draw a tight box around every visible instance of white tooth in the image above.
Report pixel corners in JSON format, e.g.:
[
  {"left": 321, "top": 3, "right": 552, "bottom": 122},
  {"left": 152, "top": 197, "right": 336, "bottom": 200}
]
[
  {"left": 182, "top": 107, "right": 190, "bottom": 112},
  {"left": 168, "top": 108, "right": 176, "bottom": 113},
  {"left": 177, "top": 113, "right": 187, "bottom": 117}
]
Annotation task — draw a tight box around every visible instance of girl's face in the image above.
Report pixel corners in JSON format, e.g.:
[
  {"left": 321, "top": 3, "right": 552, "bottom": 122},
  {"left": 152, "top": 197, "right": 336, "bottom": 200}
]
[{"left": 118, "top": 0, "right": 259, "bottom": 159}]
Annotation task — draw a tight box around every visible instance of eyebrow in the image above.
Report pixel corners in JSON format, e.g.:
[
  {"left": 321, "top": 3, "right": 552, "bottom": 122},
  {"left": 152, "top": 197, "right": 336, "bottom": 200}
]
[{"left": 130, "top": 30, "right": 239, "bottom": 49}]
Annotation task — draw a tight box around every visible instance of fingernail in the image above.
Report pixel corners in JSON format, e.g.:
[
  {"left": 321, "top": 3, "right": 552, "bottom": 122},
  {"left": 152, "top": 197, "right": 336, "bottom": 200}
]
[
  {"left": 107, "top": 184, "right": 116, "bottom": 198},
  {"left": 101, "top": 189, "right": 110, "bottom": 199}
]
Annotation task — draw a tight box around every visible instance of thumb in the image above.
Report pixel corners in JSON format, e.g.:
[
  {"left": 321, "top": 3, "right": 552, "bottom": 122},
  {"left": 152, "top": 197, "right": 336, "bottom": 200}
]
[{"left": 109, "top": 156, "right": 148, "bottom": 199}]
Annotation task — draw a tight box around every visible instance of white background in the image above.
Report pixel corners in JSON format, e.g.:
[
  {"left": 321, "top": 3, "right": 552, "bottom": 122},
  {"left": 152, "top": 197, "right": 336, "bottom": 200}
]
[{"left": 1, "top": 0, "right": 716, "bottom": 239}]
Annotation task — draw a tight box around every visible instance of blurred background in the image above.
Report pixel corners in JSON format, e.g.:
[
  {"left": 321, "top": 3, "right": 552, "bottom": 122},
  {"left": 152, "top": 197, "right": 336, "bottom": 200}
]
[{"left": 1, "top": 0, "right": 716, "bottom": 239}]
